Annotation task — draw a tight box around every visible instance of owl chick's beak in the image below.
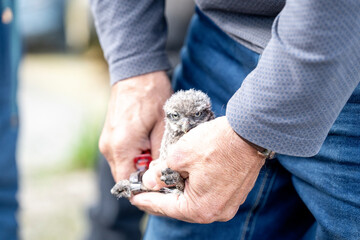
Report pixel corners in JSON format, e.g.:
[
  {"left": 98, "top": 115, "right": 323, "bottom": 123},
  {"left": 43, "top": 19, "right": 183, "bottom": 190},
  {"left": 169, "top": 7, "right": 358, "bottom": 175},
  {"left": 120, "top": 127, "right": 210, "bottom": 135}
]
[{"left": 182, "top": 120, "right": 192, "bottom": 133}]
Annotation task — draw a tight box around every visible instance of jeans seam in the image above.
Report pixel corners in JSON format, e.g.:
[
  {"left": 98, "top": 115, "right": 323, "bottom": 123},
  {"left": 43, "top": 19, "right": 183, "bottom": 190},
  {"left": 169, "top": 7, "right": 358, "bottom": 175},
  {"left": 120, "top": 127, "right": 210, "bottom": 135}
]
[
  {"left": 239, "top": 170, "right": 270, "bottom": 240},
  {"left": 239, "top": 163, "right": 278, "bottom": 240},
  {"left": 248, "top": 165, "right": 279, "bottom": 240}
]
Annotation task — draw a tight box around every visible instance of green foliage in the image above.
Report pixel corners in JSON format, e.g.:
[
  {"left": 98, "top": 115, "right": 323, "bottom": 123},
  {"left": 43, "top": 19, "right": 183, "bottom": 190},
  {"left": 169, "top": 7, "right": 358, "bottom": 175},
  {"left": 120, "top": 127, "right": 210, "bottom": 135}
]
[{"left": 66, "top": 119, "right": 102, "bottom": 171}]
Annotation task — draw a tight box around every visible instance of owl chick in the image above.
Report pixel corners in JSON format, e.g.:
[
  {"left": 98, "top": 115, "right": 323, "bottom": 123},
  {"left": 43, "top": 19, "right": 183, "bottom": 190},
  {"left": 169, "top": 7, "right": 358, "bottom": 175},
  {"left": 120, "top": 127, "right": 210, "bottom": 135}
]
[{"left": 159, "top": 89, "right": 215, "bottom": 193}]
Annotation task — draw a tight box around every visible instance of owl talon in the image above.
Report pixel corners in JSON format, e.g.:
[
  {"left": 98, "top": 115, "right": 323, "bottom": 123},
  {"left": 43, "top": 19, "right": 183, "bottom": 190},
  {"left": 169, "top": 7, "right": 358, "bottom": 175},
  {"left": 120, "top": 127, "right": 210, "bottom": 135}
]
[
  {"left": 161, "top": 167, "right": 185, "bottom": 191},
  {"left": 160, "top": 167, "right": 179, "bottom": 185},
  {"left": 111, "top": 180, "right": 132, "bottom": 199}
]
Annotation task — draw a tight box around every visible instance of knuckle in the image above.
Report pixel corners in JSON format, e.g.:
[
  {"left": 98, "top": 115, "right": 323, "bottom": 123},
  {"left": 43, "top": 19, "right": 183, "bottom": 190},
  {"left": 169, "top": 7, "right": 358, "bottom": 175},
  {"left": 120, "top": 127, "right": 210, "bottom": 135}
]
[
  {"left": 113, "top": 145, "right": 129, "bottom": 161},
  {"left": 112, "top": 134, "right": 127, "bottom": 149},
  {"left": 196, "top": 210, "right": 218, "bottom": 224},
  {"left": 183, "top": 197, "right": 227, "bottom": 224},
  {"left": 167, "top": 148, "right": 186, "bottom": 170},
  {"left": 197, "top": 213, "right": 214, "bottom": 224},
  {"left": 219, "top": 209, "right": 237, "bottom": 222},
  {"left": 196, "top": 203, "right": 231, "bottom": 223},
  {"left": 100, "top": 133, "right": 127, "bottom": 156},
  {"left": 98, "top": 136, "right": 109, "bottom": 154}
]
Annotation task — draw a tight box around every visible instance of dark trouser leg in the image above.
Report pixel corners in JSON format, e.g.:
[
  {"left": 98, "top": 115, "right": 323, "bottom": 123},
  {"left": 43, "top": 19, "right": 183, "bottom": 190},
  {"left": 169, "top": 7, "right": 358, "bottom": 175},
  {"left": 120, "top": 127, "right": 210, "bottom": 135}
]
[
  {"left": 0, "top": 2, "right": 20, "bottom": 239},
  {"left": 87, "top": 155, "right": 144, "bottom": 240}
]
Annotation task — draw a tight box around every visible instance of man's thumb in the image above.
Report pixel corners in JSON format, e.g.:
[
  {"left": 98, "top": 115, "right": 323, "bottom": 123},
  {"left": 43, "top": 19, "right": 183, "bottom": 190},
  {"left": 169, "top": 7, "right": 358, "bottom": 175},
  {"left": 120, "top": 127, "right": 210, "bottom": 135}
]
[{"left": 142, "top": 160, "right": 168, "bottom": 190}]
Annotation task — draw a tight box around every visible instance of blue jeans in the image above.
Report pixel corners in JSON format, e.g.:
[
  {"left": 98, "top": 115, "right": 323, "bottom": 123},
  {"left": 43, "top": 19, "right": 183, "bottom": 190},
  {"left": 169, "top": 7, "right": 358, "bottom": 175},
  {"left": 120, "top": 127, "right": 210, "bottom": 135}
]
[
  {"left": 144, "top": 8, "right": 360, "bottom": 240},
  {"left": 0, "top": 1, "right": 20, "bottom": 239}
]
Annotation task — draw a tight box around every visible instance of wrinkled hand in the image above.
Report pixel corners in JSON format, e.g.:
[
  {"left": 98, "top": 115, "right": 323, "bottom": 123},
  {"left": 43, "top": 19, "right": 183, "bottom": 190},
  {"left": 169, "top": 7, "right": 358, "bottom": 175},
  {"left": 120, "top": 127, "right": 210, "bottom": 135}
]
[
  {"left": 131, "top": 117, "right": 266, "bottom": 223},
  {"left": 99, "top": 71, "right": 172, "bottom": 182}
]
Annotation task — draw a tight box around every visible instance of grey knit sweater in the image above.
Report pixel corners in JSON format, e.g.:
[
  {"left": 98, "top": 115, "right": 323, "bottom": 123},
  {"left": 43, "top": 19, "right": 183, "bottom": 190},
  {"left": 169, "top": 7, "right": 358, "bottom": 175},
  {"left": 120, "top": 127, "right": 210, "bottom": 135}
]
[{"left": 91, "top": 0, "right": 360, "bottom": 157}]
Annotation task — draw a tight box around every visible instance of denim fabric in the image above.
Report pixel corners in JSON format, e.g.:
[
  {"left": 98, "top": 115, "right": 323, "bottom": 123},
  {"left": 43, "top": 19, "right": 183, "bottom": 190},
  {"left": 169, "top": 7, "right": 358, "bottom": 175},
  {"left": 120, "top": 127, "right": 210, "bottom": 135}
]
[
  {"left": 0, "top": 1, "right": 20, "bottom": 239},
  {"left": 144, "top": 8, "right": 360, "bottom": 240},
  {"left": 277, "top": 87, "right": 360, "bottom": 239}
]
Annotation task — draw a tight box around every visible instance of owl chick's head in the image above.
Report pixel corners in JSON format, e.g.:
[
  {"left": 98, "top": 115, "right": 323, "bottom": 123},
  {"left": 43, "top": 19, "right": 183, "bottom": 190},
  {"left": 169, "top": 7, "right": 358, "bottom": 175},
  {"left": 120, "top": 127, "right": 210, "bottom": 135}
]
[{"left": 163, "top": 89, "right": 215, "bottom": 134}]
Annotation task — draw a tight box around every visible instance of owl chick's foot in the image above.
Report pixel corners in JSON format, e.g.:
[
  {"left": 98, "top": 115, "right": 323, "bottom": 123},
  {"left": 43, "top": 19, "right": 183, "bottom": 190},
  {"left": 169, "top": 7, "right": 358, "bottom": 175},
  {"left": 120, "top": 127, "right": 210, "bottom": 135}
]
[
  {"left": 111, "top": 180, "right": 132, "bottom": 199},
  {"left": 160, "top": 167, "right": 185, "bottom": 192}
]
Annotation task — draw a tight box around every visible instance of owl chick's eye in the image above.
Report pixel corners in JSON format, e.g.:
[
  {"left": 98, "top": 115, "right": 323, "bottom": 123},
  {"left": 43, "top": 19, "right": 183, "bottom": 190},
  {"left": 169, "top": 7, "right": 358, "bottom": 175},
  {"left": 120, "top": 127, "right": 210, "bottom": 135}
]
[
  {"left": 169, "top": 113, "right": 180, "bottom": 120},
  {"left": 194, "top": 111, "right": 203, "bottom": 118}
]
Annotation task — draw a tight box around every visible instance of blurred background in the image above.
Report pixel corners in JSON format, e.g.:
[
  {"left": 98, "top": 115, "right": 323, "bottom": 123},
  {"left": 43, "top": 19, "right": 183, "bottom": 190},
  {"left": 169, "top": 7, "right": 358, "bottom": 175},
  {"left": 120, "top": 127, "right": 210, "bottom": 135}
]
[{"left": 17, "top": 0, "right": 194, "bottom": 239}]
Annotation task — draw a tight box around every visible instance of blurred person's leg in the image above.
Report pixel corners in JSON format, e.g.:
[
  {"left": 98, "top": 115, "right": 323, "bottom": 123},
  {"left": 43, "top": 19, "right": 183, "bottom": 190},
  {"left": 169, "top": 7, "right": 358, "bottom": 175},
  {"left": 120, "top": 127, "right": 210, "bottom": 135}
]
[
  {"left": 0, "top": 1, "right": 21, "bottom": 239},
  {"left": 87, "top": 155, "right": 144, "bottom": 240}
]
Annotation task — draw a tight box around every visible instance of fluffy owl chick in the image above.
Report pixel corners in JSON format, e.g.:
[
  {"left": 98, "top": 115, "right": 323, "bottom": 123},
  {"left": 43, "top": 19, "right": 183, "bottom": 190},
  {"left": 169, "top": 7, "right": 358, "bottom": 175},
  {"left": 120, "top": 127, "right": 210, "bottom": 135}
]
[{"left": 159, "top": 89, "right": 215, "bottom": 193}]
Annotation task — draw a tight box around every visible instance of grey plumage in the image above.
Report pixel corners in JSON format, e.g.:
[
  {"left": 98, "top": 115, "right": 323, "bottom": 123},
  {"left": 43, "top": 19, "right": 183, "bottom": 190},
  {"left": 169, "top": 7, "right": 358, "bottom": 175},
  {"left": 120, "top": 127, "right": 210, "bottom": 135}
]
[{"left": 159, "top": 89, "right": 215, "bottom": 192}]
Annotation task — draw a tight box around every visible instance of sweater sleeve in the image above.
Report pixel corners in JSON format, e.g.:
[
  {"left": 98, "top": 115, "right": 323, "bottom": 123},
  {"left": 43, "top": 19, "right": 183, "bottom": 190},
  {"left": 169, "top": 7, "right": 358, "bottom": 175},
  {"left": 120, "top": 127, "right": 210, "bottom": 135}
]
[
  {"left": 226, "top": 0, "right": 360, "bottom": 157},
  {"left": 90, "top": 0, "right": 171, "bottom": 85}
]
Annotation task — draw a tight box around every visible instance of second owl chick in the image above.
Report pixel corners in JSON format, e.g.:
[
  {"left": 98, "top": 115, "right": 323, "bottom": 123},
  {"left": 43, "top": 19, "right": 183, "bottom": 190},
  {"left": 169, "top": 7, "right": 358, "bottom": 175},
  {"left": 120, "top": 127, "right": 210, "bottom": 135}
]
[{"left": 159, "top": 89, "right": 215, "bottom": 193}]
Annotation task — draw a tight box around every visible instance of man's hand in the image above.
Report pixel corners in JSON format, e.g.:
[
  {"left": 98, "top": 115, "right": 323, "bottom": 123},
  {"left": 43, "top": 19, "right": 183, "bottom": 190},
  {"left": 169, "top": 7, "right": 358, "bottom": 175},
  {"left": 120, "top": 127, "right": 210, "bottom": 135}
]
[
  {"left": 131, "top": 117, "right": 266, "bottom": 223},
  {"left": 99, "top": 71, "right": 172, "bottom": 182}
]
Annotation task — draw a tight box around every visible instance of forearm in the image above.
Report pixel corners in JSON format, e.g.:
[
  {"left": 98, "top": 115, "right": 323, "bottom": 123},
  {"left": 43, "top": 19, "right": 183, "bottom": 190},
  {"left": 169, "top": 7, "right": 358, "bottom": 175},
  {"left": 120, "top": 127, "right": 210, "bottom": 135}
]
[
  {"left": 226, "top": 0, "right": 360, "bottom": 157},
  {"left": 90, "top": 0, "right": 171, "bottom": 84}
]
